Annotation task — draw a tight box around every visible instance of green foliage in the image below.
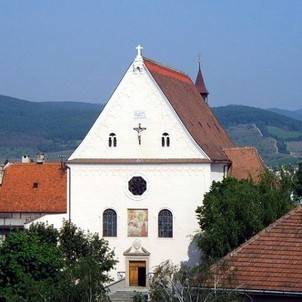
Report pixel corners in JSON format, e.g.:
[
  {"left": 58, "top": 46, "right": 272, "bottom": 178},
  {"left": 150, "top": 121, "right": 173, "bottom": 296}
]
[
  {"left": 294, "top": 163, "right": 302, "bottom": 200},
  {"left": 0, "top": 231, "right": 63, "bottom": 301},
  {"left": 133, "top": 292, "right": 147, "bottom": 302},
  {"left": 196, "top": 170, "right": 295, "bottom": 260},
  {"left": 0, "top": 221, "right": 116, "bottom": 302},
  {"left": 196, "top": 178, "right": 263, "bottom": 259},
  {"left": 56, "top": 221, "right": 116, "bottom": 302}
]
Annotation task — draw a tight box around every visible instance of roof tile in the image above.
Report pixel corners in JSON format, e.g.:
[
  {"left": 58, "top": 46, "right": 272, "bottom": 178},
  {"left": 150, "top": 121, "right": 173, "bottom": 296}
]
[
  {"left": 144, "top": 57, "right": 235, "bottom": 161},
  {"left": 210, "top": 206, "right": 302, "bottom": 293},
  {"left": 0, "top": 163, "right": 67, "bottom": 213}
]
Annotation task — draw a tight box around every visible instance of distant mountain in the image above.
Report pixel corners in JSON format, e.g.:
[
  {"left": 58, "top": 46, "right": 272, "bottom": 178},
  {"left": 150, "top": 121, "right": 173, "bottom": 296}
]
[
  {"left": 0, "top": 95, "right": 301, "bottom": 167},
  {"left": 268, "top": 108, "right": 302, "bottom": 122},
  {"left": 213, "top": 105, "right": 302, "bottom": 166},
  {"left": 0, "top": 95, "right": 101, "bottom": 161}
]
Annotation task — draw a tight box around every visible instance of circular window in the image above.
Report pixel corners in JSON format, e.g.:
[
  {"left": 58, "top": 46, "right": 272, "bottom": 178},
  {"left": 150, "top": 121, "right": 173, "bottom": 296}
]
[{"left": 128, "top": 176, "right": 147, "bottom": 196}]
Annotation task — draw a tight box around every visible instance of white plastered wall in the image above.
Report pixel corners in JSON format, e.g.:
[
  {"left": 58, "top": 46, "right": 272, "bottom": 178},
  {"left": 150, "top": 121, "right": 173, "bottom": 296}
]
[
  {"left": 68, "top": 163, "right": 212, "bottom": 280},
  {"left": 69, "top": 59, "right": 208, "bottom": 160},
  {"left": 211, "top": 163, "right": 226, "bottom": 183}
]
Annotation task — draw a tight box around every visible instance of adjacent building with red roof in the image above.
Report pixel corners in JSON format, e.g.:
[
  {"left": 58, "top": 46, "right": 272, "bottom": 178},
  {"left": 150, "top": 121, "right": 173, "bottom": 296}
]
[
  {"left": 0, "top": 161, "right": 67, "bottom": 237},
  {"left": 208, "top": 206, "right": 302, "bottom": 301}
]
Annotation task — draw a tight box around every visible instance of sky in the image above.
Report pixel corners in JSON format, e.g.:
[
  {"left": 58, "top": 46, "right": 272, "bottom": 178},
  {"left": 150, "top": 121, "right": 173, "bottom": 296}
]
[{"left": 0, "top": 0, "right": 301, "bottom": 109}]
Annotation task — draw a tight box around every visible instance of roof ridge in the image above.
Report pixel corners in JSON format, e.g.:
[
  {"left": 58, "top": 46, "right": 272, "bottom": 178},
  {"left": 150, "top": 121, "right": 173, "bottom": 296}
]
[
  {"left": 224, "top": 206, "right": 302, "bottom": 261},
  {"left": 224, "top": 146, "right": 256, "bottom": 151},
  {"left": 9, "top": 162, "right": 61, "bottom": 166},
  {"left": 143, "top": 56, "right": 191, "bottom": 79}
]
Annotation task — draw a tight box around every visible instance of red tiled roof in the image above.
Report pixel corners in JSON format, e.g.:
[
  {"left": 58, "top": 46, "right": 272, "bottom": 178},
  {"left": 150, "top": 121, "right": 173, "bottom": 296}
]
[
  {"left": 211, "top": 206, "right": 302, "bottom": 293},
  {"left": 224, "top": 147, "right": 266, "bottom": 182},
  {"left": 0, "top": 163, "right": 67, "bottom": 213},
  {"left": 144, "top": 58, "right": 235, "bottom": 161}
]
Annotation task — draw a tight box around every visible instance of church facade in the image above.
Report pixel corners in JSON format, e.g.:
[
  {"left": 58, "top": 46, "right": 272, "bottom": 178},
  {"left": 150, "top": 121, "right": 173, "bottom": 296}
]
[{"left": 28, "top": 46, "right": 264, "bottom": 288}]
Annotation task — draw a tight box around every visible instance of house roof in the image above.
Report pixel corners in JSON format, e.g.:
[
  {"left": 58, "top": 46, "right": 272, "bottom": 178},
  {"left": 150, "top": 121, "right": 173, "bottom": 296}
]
[
  {"left": 223, "top": 147, "right": 265, "bottom": 182},
  {"left": 195, "top": 62, "right": 209, "bottom": 97},
  {"left": 0, "top": 163, "right": 67, "bottom": 213},
  {"left": 144, "top": 58, "right": 235, "bottom": 161},
  {"left": 211, "top": 206, "right": 302, "bottom": 294}
]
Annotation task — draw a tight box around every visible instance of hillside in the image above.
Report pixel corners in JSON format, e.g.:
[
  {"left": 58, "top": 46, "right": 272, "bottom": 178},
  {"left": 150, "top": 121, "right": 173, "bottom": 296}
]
[
  {"left": 0, "top": 95, "right": 301, "bottom": 167},
  {"left": 213, "top": 105, "right": 302, "bottom": 166},
  {"left": 0, "top": 95, "right": 100, "bottom": 161},
  {"left": 268, "top": 108, "right": 302, "bottom": 122}
]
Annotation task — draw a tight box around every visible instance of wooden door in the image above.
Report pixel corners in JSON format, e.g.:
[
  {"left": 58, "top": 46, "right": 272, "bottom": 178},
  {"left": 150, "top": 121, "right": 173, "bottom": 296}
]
[{"left": 129, "top": 261, "right": 146, "bottom": 286}]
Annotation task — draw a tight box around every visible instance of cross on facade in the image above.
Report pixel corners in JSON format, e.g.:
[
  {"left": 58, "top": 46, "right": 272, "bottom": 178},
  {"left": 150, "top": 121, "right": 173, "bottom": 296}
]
[
  {"left": 136, "top": 44, "right": 143, "bottom": 57},
  {"left": 133, "top": 123, "right": 147, "bottom": 145}
]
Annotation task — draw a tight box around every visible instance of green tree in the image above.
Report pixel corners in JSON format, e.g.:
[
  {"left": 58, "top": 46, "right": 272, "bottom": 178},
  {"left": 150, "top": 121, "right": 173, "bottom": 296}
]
[
  {"left": 0, "top": 230, "right": 63, "bottom": 302},
  {"left": 196, "top": 170, "right": 295, "bottom": 260},
  {"left": 196, "top": 178, "right": 263, "bottom": 260},
  {"left": 257, "top": 168, "right": 294, "bottom": 225},
  {"left": 0, "top": 221, "right": 116, "bottom": 302},
  {"left": 294, "top": 163, "right": 302, "bottom": 201},
  {"left": 56, "top": 221, "right": 116, "bottom": 302}
]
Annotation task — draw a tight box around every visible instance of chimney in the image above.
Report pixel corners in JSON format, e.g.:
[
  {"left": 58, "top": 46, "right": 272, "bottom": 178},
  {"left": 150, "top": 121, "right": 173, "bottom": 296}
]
[
  {"left": 36, "top": 153, "right": 46, "bottom": 164},
  {"left": 22, "top": 155, "right": 31, "bottom": 163}
]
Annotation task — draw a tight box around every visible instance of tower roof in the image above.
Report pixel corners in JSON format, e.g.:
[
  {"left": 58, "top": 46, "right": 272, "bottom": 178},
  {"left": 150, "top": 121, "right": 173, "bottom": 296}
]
[{"left": 195, "top": 62, "right": 209, "bottom": 98}]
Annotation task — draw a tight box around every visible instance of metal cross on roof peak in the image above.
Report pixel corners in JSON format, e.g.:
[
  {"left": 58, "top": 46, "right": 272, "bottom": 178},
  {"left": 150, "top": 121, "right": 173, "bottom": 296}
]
[
  {"left": 133, "top": 123, "right": 146, "bottom": 145},
  {"left": 136, "top": 44, "right": 143, "bottom": 57}
]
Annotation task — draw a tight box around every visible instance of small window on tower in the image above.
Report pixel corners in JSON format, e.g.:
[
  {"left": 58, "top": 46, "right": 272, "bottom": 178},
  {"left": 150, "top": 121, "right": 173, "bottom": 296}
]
[
  {"left": 108, "top": 133, "right": 117, "bottom": 147},
  {"left": 161, "top": 133, "right": 170, "bottom": 147}
]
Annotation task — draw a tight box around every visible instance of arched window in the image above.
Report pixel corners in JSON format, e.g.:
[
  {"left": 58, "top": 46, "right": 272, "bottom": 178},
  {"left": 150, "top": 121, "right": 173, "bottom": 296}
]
[
  {"left": 108, "top": 133, "right": 117, "bottom": 147},
  {"left": 103, "top": 209, "right": 117, "bottom": 237},
  {"left": 161, "top": 133, "right": 170, "bottom": 147},
  {"left": 158, "top": 209, "right": 173, "bottom": 238}
]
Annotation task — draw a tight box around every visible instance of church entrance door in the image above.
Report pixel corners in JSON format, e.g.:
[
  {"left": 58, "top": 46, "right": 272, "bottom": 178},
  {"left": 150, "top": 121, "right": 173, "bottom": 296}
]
[{"left": 129, "top": 261, "right": 146, "bottom": 287}]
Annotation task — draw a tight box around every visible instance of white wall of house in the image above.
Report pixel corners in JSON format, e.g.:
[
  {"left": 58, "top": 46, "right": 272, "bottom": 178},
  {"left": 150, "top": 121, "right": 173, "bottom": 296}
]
[
  {"left": 211, "top": 164, "right": 226, "bottom": 183},
  {"left": 69, "top": 55, "right": 208, "bottom": 160},
  {"left": 68, "top": 162, "right": 211, "bottom": 280}
]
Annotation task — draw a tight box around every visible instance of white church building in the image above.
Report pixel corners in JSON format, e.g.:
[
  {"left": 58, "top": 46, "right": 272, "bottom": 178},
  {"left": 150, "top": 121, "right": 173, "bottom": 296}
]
[{"left": 9, "top": 45, "right": 264, "bottom": 289}]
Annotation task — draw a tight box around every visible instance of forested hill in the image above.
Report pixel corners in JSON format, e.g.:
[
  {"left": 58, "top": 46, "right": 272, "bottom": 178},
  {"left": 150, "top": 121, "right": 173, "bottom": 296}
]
[
  {"left": 268, "top": 107, "right": 302, "bottom": 122},
  {"left": 0, "top": 95, "right": 301, "bottom": 167},
  {"left": 213, "top": 105, "right": 302, "bottom": 130},
  {"left": 0, "top": 95, "right": 100, "bottom": 160}
]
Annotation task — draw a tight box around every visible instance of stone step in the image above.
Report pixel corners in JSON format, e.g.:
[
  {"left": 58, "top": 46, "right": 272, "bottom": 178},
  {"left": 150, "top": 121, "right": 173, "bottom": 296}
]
[{"left": 109, "top": 290, "right": 148, "bottom": 302}]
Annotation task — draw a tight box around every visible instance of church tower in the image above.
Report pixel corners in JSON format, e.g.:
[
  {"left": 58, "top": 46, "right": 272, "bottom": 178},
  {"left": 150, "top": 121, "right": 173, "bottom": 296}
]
[{"left": 195, "top": 61, "right": 209, "bottom": 102}]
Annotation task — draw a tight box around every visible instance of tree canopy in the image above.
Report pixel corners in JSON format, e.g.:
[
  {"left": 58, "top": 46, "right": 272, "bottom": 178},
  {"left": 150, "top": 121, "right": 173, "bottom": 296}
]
[
  {"left": 294, "top": 163, "right": 302, "bottom": 201},
  {"left": 0, "top": 221, "right": 116, "bottom": 302},
  {"left": 196, "top": 169, "right": 295, "bottom": 260}
]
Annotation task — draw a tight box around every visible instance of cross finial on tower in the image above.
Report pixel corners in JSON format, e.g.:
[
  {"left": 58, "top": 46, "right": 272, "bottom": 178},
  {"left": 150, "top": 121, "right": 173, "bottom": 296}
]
[
  {"left": 198, "top": 53, "right": 201, "bottom": 68},
  {"left": 136, "top": 44, "right": 143, "bottom": 57}
]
